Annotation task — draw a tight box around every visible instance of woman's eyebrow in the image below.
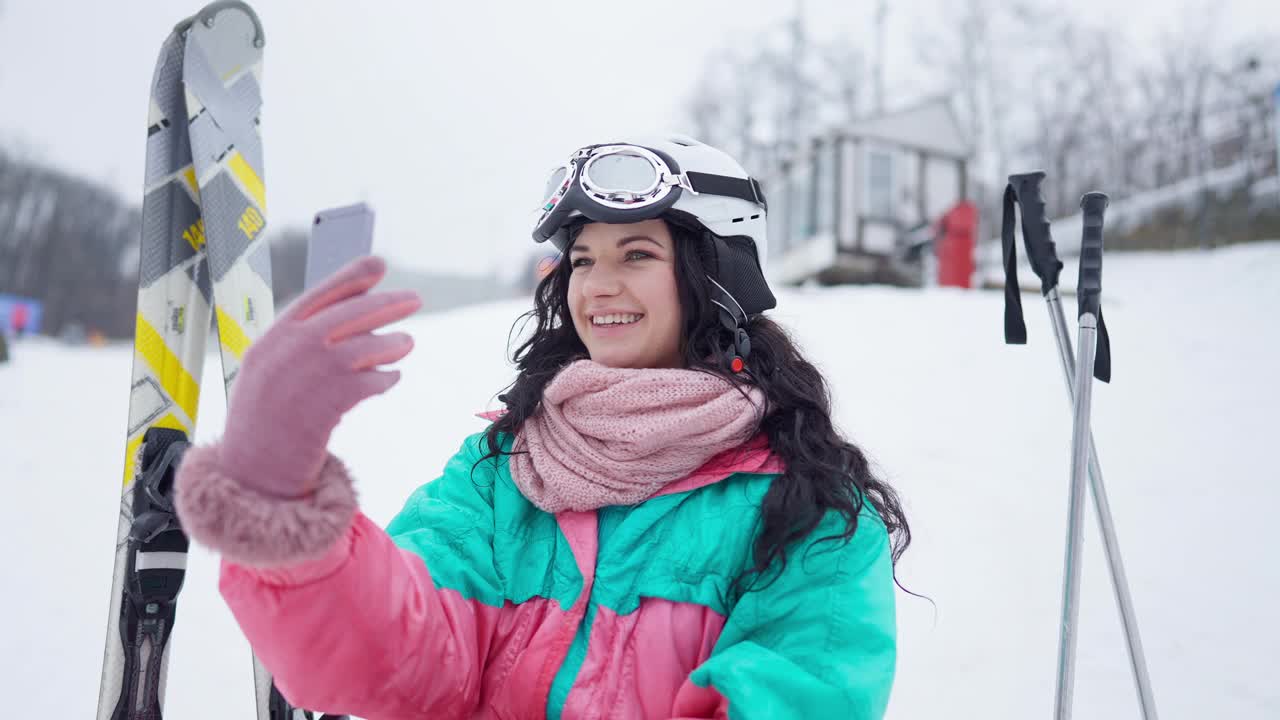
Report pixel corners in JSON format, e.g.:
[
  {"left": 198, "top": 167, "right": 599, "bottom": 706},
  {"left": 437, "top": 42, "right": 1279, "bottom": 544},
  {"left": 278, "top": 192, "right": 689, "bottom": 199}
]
[
  {"left": 570, "top": 235, "right": 662, "bottom": 253},
  {"left": 616, "top": 235, "right": 661, "bottom": 248}
]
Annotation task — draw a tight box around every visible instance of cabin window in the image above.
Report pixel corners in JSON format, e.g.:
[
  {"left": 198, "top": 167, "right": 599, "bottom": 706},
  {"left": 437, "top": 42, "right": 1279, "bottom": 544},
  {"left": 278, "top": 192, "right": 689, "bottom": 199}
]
[
  {"left": 865, "top": 147, "right": 895, "bottom": 218},
  {"left": 814, "top": 140, "right": 838, "bottom": 235},
  {"left": 788, "top": 155, "right": 813, "bottom": 241}
]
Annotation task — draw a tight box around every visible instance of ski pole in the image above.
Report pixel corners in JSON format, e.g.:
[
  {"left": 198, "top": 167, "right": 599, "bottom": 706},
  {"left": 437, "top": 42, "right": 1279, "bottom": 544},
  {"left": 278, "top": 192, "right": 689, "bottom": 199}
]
[
  {"left": 1055, "top": 191, "right": 1106, "bottom": 718},
  {"left": 1001, "top": 174, "right": 1157, "bottom": 719}
]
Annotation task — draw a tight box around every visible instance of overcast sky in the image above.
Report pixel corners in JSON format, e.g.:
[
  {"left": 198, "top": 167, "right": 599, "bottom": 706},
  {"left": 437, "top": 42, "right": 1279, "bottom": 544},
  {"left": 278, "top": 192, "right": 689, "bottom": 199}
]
[{"left": 1, "top": 0, "right": 1276, "bottom": 279}]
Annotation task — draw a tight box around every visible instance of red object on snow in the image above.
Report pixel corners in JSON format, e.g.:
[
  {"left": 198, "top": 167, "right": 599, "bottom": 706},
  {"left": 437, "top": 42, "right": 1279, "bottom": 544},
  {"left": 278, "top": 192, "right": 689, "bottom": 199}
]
[
  {"left": 10, "top": 303, "right": 29, "bottom": 333},
  {"left": 936, "top": 201, "right": 977, "bottom": 288}
]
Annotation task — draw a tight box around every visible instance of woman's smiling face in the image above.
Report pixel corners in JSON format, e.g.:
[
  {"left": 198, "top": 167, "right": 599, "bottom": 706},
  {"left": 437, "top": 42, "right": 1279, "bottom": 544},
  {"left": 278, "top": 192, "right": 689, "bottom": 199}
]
[{"left": 567, "top": 219, "right": 684, "bottom": 369}]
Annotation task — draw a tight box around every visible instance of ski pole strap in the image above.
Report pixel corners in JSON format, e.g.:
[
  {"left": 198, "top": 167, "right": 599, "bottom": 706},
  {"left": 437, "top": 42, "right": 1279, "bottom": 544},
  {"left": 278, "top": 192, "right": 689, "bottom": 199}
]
[
  {"left": 1002, "top": 171, "right": 1068, "bottom": 346},
  {"left": 1095, "top": 310, "right": 1112, "bottom": 382},
  {"left": 1001, "top": 183, "right": 1028, "bottom": 344}
]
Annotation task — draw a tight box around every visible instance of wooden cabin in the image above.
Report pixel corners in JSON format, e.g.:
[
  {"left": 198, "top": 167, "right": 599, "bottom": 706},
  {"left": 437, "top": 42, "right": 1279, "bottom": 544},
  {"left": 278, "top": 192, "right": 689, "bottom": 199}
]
[{"left": 765, "top": 96, "right": 971, "bottom": 286}]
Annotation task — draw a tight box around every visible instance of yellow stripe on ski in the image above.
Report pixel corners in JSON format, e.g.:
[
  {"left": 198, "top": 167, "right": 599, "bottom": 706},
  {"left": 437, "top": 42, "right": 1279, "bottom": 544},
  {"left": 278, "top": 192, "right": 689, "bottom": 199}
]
[
  {"left": 182, "top": 166, "right": 200, "bottom": 200},
  {"left": 122, "top": 413, "right": 189, "bottom": 486},
  {"left": 135, "top": 313, "right": 202, "bottom": 421},
  {"left": 227, "top": 151, "right": 266, "bottom": 212},
  {"left": 215, "top": 304, "right": 252, "bottom": 360}
]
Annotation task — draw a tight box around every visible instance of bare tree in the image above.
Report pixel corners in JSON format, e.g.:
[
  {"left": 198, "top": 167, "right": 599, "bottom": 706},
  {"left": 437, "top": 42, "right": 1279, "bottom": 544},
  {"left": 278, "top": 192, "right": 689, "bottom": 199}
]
[
  {"left": 0, "top": 152, "right": 141, "bottom": 337},
  {"left": 690, "top": 2, "right": 1280, "bottom": 250},
  {"left": 684, "top": 19, "right": 867, "bottom": 177}
]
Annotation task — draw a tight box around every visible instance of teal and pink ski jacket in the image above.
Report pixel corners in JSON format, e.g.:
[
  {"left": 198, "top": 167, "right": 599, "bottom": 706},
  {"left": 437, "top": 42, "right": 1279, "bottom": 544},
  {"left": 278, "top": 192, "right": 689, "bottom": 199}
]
[{"left": 217, "top": 430, "right": 897, "bottom": 719}]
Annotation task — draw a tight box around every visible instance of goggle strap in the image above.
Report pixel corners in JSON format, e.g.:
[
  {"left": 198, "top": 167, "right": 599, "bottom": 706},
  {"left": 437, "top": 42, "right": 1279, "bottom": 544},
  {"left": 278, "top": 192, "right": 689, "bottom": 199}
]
[{"left": 685, "top": 172, "right": 769, "bottom": 212}]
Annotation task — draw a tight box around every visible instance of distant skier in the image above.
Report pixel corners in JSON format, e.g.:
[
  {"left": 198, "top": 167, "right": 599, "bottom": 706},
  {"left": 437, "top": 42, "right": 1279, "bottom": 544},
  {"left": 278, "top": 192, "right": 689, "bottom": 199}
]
[{"left": 175, "top": 136, "right": 911, "bottom": 719}]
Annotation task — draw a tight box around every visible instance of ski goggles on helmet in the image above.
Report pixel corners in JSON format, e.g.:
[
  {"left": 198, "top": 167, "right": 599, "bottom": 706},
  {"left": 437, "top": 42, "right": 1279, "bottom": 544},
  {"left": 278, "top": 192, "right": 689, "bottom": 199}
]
[{"left": 532, "top": 142, "right": 767, "bottom": 249}]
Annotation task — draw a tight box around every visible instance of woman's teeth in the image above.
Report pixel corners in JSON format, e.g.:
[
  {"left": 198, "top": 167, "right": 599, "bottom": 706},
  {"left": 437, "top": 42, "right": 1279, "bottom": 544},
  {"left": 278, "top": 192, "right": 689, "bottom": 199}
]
[{"left": 592, "top": 313, "right": 642, "bottom": 326}]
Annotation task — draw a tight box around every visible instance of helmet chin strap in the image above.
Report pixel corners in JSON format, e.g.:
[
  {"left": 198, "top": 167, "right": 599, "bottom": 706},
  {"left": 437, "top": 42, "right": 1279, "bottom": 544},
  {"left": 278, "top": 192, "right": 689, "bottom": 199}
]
[{"left": 708, "top": 275, "right": 751, "bottom": 373}]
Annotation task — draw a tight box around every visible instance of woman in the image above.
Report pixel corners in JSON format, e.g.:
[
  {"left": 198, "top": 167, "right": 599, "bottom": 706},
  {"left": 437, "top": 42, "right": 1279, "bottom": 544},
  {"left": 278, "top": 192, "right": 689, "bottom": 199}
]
[{"left": 175, "top": 136, "right": 911, "bottom": 719}]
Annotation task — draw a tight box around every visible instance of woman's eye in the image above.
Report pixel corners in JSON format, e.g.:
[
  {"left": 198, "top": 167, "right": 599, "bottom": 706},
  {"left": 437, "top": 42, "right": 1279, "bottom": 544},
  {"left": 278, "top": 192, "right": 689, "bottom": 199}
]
[{"left": 570, "top": 252, "right": 649, "bottom": 267}]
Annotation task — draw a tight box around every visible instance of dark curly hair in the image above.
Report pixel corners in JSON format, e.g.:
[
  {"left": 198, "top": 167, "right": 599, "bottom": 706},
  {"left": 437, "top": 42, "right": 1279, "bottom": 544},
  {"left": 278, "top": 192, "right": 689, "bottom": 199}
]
[{"left": 480, "top": 218, "right": 911, "bottom": 595}]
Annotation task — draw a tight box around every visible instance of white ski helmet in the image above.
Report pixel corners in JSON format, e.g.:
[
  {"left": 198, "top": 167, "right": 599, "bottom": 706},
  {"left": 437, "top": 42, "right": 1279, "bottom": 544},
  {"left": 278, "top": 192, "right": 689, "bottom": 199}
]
[{"left": 532, "top": 134, "right": 774, "bottom": 317}]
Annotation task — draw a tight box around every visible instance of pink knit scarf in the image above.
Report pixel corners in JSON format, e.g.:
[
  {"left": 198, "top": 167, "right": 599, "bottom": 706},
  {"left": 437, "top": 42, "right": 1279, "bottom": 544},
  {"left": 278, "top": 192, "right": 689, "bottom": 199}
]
[{"left": 509, "top": 359, "right": 767, "bottom": 513}]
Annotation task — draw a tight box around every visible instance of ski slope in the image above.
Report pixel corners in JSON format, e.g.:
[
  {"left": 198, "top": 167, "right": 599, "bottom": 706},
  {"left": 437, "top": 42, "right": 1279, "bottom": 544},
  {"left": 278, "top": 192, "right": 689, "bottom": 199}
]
[{"left": 2, "top": 242, "right": 1277, "bottom": 719}]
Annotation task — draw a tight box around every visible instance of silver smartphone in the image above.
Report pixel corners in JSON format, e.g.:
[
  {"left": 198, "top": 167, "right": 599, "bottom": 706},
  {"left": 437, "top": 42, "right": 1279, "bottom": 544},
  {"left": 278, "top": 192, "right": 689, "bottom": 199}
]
[{"left": 304, "top": 202, "right": 376, "bottom": 289}]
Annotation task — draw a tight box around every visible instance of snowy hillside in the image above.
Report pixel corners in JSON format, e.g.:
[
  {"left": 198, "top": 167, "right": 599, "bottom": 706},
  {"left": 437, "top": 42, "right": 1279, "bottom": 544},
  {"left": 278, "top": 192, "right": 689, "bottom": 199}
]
[{"left": 2, "top": 242, "right": 1277, "bottom": 718}]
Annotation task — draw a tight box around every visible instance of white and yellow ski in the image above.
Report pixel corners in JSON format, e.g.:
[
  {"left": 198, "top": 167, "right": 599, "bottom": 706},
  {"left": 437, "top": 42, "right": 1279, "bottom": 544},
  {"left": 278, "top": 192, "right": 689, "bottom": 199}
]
[{"left": 96, "top": 4, "right": 333, "bottom": 719}]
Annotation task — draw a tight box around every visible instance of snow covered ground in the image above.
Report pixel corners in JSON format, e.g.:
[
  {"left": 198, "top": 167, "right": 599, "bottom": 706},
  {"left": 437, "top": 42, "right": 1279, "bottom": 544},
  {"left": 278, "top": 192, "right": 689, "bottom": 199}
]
[{"left": 2, "top": 242, "right": 1277, "bottom": 718}]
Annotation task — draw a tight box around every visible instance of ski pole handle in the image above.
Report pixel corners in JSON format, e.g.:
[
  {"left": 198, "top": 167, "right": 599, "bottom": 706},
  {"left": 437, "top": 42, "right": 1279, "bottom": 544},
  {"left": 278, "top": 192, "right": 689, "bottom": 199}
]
[
  {"left": 1009, "top": 171, "right": 1064, "bottom": 292},
  {"left": 1078, "top": 192, "right": 1109, "bottom": 318}
]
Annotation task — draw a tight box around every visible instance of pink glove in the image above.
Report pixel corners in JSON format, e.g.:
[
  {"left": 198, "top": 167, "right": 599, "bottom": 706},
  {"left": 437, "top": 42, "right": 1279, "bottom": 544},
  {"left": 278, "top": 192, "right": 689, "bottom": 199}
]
[{"left": 218, "top": 256, "right": 421, "bottom": 499}]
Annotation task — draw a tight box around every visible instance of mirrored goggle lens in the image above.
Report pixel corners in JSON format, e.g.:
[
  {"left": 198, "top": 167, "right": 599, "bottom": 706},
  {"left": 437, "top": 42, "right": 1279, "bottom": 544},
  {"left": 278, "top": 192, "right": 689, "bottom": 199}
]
[
  {"left": 541, "top": 166, "right": 570, "bottom": 211},
  {"left": 583, "top": 153, "right": 659, "bottom": 194}
]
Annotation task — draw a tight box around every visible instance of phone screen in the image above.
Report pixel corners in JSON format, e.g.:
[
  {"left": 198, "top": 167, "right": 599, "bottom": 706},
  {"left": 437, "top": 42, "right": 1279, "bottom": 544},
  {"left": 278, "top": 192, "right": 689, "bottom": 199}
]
[{"left": 304, "top": 202, "right": 376, "bottom": 289}]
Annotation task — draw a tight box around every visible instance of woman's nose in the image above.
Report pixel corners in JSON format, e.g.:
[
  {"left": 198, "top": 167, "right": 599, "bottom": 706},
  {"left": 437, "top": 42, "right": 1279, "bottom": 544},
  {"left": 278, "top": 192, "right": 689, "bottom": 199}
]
[{"left": 581, "top": 262, "right": 622, "bottom": 296}]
